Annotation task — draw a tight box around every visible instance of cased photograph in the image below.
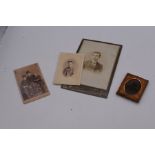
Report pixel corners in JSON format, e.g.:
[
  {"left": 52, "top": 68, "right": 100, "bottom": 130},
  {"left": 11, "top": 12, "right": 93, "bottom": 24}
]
[
  {"left": 53, "top": 53, "right": 85, "bottom": 85},
  {"left": 62, "top": 39, "right": 122, "bottom": 98},
  {"left": 116, "top": 73, "right": 149, "bottom": 103},
  {"left": 14, "top": 63, "right": 50, "bottom": 104}
]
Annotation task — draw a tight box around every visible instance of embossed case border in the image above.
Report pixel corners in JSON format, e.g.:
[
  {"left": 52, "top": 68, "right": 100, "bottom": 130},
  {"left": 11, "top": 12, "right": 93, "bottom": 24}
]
[{"left": 61, "top": 39, "right": 123, "bottom": 98}]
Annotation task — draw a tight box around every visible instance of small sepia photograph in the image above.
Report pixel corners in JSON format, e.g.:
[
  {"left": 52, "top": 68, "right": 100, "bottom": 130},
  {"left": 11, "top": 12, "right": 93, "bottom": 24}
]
[
  {"left": 14, "top": 63, "right": 50, "bottom": 104},
  {"left": 53, "top": 53, "right": 85, "bottom": 85},
  {"left": 62, "top": 39, "right": 122, "bottom": 98}
]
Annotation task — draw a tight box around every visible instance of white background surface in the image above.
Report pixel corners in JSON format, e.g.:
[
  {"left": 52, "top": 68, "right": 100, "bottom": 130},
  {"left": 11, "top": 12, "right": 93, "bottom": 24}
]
[{"left": 0, "top": 26, "right": 154, "bottom": 129}]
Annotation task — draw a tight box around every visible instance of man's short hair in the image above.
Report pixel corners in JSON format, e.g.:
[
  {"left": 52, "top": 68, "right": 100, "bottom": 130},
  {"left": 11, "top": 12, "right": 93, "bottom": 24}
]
[{"left": 93, "top": 51, "right": 101, "bottom": 57}]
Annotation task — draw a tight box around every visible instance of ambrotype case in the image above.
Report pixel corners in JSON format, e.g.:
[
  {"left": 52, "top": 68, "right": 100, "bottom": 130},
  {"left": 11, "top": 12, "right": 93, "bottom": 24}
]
[{"left": 116, "top": 73, "right": 149, "bottom": 103}]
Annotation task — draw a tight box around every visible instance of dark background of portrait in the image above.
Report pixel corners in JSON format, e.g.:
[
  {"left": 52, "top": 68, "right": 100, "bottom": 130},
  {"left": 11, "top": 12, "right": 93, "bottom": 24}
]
[{"left": 0, "top": 26, "right": 153, "bottom": 129}]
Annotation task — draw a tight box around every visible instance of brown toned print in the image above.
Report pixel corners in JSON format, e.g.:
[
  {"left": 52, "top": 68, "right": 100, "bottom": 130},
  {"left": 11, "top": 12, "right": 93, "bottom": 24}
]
[
  {"left": 14, "top": 63, "right": 50, "bottom": 104},
  {"left": 62, "top": 39, "right": 122, "bottom": 98},
  {"left": 53, "top": 53, "right": 85, "bottom": 85}
]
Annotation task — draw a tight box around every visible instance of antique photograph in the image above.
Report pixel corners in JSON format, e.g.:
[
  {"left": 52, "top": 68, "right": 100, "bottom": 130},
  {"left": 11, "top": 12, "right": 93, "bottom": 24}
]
[
  {"left": 53, "top": 53, "right": 85, "bottom": 85},
  {"left": 14, "top": 63, "right": 50, "bottom": 104},
  {"left": 116, "top": 73, "right": 149, "bottom": 103},
  {"left": 62, "top": 39, "right": 122, "bottom": 98}
]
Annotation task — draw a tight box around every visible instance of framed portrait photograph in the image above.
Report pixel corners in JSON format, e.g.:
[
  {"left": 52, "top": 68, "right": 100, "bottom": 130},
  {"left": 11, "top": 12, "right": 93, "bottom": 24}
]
[
  {"left": 116, "top": 73, "right": 149, "bottom": 103},
  {"left": 14, "top": 63, "right": 50, "bottom": 104},
  {"left": 62, "top": 39, "right": 123, "bottom": 98}
]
